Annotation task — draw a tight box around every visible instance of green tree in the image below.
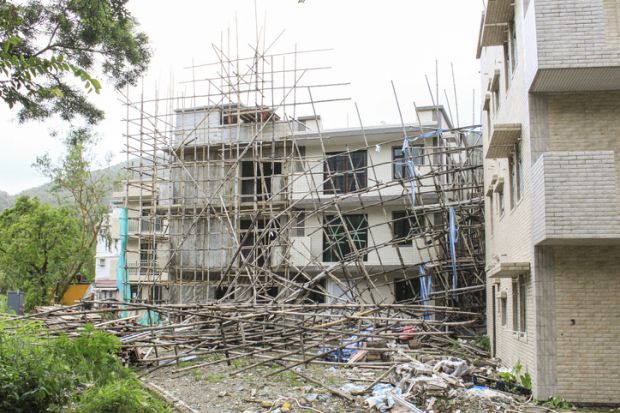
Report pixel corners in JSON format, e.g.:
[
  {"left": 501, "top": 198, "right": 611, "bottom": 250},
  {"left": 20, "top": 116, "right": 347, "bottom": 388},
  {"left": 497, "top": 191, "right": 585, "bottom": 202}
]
[
  {"left": 35, "top": 128, "right": 114, "bottom": 303},
  {"left": 0, "top": 196, "right": 83, "bottom": 310},
  {"left": 0, "top": 0, "right": 150, "bottom": 123}
]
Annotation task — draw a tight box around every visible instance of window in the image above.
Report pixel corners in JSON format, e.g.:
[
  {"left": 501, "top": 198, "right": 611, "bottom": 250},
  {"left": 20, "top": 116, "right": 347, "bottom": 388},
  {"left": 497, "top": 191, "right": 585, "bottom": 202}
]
[
  {"left": 503, "top": 39, "right": 511, "bottom": 90},
  {"left": 509, "top": 140, "right": 523, "bottom": 209},
  {"left": 503, "top": 16, "right": 518, "bottom": 89},
  {"left": 130, "top": 284, "right": 139, "bottom": 302},
  {"left": 517, "top": 141, "right": 524, "bottom": 201},
  {"left": 393, "top": 145, "right": 424, "bottom": 179},
  {"left": 492, "top": 80, "right": 500, "bottom": 114},
  {"left": 99, "top": 290, "right": 117, "bottom": 301},
  {"left": 392, "top": 211, "right": 423, "bottom": 246},
  {"left": 140, "top": 242, "right": 155, "bottom": 265},
  {"left": 98, "top": 258, "right": 106, "bottom": 267},
  {"left": 509, "top": 156, "right": 516, "bottom": 209},
  {"left": 292, "top": 210, "right": 306, "bottom": 237},
  {"left": 215, "top": 286, "right": 235, "bottom": 300},
  {"left": 500, "top": 296, "right": 507, "bottom": 326},
  {"left": 394, "top": 278, "right": 420, "bottom": 303},
  {"left": 324, "top": 150, "right": 367, "bottom": 194},
  {"left": 149, "top": 285, "right": 163, "bottom": 303},
  {"left": 294, "top": 145, "right": 306, "bottom": 173},
  {"left": 323, "top": 214, "right": 368, "bottom": 262},
  {"left": 496, "top": 186, "right": 505, "bottom": 217},
  {"left": 510, "top": 18, "right": 518, "bottom": 73},
  {"left": 304, "top": 279, "right": 326, "bottom": 304},
  {"left": 241, "top": 161, "right": 282, "bottom": 202},
  {"left": 488, "top": 194, "right": 494, "bottom": 234},
  {"left": 512, "top": 274, "right": 527, "bottom": 333},
  {"left": 222, "top": 113, "right": 238, "bottom": 125},
  {"left": 240, "top": 219, "right": 269, "bottom": 267}
]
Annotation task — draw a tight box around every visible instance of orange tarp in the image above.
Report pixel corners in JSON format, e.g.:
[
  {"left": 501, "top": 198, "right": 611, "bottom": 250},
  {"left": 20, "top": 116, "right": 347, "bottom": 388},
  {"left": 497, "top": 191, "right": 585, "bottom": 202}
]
[{"left": 60, "top": 283, "right": 91, "bottom": 306}]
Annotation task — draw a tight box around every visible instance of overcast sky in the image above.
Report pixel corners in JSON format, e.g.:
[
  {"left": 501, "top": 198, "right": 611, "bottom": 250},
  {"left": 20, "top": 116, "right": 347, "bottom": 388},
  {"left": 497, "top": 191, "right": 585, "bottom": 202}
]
[{"left": 0, "top": 0, "right": 484, "bottom": 195}]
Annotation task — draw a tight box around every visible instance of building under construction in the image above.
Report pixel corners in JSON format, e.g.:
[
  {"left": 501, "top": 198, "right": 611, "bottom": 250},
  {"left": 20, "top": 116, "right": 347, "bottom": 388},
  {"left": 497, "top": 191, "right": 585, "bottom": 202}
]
[{"left": 108, "top": 44, "right": 485, "bottom": 316}]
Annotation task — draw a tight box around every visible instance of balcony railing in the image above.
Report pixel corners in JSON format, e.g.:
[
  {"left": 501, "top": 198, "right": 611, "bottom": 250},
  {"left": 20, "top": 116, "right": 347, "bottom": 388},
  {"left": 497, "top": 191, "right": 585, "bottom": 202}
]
[{"left": 127, "top": 217, "right": 165, "bottom": 234}]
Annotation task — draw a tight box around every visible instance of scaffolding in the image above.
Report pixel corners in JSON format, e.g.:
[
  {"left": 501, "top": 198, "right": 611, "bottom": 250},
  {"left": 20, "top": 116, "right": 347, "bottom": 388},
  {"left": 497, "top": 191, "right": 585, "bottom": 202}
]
[{"left": 120, "top": 36, "right": 485, "bottom": 318}]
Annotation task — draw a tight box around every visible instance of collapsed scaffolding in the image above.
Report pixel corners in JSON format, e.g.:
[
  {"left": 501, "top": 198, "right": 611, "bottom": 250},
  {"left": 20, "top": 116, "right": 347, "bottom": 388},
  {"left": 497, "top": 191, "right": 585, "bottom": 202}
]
[{"left": 119, "top": 37, "right": 484, "bottom": 318}]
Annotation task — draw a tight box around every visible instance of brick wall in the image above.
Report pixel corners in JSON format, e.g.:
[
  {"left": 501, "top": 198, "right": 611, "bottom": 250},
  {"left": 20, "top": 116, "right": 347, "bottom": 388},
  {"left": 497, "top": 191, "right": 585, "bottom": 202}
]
[
  {"left": 552, "top": 245, "right": 620, "bottom": 404},
  {"left": 481, "top": 0, "right": 538, "bottom": 384},
  {"left": 545, "top": 91, "right": 620, "bottom": 214},
  {"left": 536, "top": 0, "right": 620, "bottom": 69},
  {"left": 531, "top": 151, "right": 620, "bottom": 244}
]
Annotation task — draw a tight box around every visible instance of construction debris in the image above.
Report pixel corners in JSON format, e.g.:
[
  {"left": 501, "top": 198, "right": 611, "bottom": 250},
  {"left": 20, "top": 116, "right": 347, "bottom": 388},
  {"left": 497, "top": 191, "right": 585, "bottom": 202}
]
[{"left": 2, "top": 300, "right": 542, "bottom": 412}]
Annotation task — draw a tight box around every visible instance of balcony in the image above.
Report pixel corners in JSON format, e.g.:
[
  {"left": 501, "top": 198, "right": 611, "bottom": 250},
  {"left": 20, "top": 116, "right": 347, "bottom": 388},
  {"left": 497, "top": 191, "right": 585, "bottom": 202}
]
[
  {"left": 487, "top": 261, "right": 531, "bottom": 279},
  {"left": 173, "top": 120, "right": 299, "bottom": 147},
  {"left": 528, "top": 0, "right": 620, "bottom": 92},
  {"left": 485, "top": 123, "right": 521, "bottom": 159},
  {"left": 532, "top": 151, "right": 620, "bottom": 245},
  {"left": 476, "top": 0, "right": 513, "bottom": 58},
  {"left": 127, "top": 217, "right": 167, "bottom": 238}
]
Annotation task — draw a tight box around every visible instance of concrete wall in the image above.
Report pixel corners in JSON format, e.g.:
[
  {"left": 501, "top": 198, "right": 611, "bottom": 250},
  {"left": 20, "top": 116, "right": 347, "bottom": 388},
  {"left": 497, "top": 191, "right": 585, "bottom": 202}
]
[
  {"left": 291, "top": 132, "right": 442, "bottom": 202},
  {"left": 291, "top": 205, "right": 435, "bottom": 269}
]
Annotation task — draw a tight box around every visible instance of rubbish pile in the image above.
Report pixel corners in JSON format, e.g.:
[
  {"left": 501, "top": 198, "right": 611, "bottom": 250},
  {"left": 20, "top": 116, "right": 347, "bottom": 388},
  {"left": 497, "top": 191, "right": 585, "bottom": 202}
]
[{"left": 345, "top": 357, "right": 529, "bottom": 412}]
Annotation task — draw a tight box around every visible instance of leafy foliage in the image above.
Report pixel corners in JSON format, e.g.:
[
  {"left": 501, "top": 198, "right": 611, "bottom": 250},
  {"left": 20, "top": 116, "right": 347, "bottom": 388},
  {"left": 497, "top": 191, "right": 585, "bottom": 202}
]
[
  {"left": 0, "top": 196, "right": 84, "bottom": 310},
  {"left": 0, "top": 0, "right": 150, "bottom": 123},
  {"left": 0, "top": 321, "right": 171, "bottom": 413},
  {"left": 474, "top": 335, "right": 490, "bottom": 352},
  {"left": 496, "top": 360, "right": 532, "bottom": 391},
  {"left": 35, "top": 128, "right": 114, "bottom": 302},
  {"left": 543, "top": 395, "right": 572, "bottom": 409},
  {"left": 71, "top": 379, "right": 171, "bottom": 413}
]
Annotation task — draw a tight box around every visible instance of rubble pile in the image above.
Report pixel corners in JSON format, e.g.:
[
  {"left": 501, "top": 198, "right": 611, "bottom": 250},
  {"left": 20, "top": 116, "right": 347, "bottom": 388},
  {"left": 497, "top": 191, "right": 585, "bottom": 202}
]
[{"left": 358, "top": 357, "right": 528, "bottom": 412}]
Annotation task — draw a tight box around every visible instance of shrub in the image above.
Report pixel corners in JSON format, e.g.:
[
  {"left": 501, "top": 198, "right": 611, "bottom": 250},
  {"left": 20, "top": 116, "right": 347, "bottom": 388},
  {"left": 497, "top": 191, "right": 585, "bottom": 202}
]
[
  {"left": 475, "top": 335, "right": 491, "bottom": 352},
  {"left": 0, "top": 321, "right": 168, "bottom": 413},
  {"left": 71, "top": 379, "right": 172, "bottom": 413}
]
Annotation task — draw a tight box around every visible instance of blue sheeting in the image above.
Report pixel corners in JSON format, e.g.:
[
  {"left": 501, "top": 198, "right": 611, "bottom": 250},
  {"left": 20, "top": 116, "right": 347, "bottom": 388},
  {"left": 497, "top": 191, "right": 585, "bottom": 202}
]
[
  {"left": 116, "top": 208, "right": 129, "bottom": 303},
  {"left": 319, "top": 334, "right": 366, "bottom": 362},
  {"left": 448, "top": 207, "right": 458, "bottom": 291},
  {"left": 419, "top": 265, "right": 432, "bottom": 320}
]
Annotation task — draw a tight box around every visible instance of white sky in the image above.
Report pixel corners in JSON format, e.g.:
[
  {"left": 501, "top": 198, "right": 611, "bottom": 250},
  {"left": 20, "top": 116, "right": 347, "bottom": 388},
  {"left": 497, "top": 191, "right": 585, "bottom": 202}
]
[{"left": 0, "top": 0, "right": 484, "bottom": 195}]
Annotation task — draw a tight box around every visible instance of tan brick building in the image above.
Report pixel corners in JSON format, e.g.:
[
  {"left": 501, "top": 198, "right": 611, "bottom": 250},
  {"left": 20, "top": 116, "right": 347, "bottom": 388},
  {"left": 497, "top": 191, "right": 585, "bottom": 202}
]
[{"left": 478, "top": 0, "right": 620, "bottom": 404}]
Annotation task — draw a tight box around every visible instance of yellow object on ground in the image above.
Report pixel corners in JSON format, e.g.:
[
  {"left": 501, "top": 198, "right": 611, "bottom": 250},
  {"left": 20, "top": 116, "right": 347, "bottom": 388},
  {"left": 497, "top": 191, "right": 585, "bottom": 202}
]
[{"left": 60, "top": 283, "right": 91, "bottom": 305}]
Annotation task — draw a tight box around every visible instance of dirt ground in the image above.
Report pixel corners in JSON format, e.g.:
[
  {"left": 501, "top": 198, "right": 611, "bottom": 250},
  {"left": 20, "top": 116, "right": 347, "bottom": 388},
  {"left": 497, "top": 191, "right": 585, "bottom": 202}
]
[
  {"left": 143, "top": 357, "right": 620, "bottom": 413},
  {"left": 144, "top": 357, "right": 368, "bottom": 413}
]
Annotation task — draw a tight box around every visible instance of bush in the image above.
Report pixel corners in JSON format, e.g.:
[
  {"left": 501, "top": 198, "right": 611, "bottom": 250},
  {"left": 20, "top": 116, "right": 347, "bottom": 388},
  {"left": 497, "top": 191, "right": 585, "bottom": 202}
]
[
  {"left": 72, "top": 379, "right": 171, "bottom": 413},
  {"left": 0, "top": 321, "right": 169, "bottom": 413},
  {"left": 475, "top": 335, "right": 491, "bottom": 352}
]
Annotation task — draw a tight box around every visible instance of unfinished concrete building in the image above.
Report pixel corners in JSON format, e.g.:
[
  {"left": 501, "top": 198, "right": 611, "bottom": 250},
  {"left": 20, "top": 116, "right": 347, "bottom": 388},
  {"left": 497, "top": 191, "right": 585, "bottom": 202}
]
[
  {"left": 116, "top": 44, "right": 485, "bottom": 317},
  {"left": 478, "top": 0, "right": 620, "bottom": 404}
]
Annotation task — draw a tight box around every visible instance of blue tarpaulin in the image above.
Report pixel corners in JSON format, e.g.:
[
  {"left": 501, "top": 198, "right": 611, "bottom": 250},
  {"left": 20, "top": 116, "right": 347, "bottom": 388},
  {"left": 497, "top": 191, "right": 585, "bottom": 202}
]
[
  {"left": 448, "top": 207, "right": 458, "bottom": 291},
  {"left": 116, "top": 208, "right": 130, "bottom": 303},
  {"left": 115, "top": 208, "right": 129, "bottom": 318},
  {"left": 419, "top": 265, "right": 432, "bottom": 320}
]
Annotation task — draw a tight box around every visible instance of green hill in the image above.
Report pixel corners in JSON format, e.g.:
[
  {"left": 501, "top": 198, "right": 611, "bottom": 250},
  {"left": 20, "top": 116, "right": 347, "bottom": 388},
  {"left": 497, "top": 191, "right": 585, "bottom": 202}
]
[{"left": 0, "top": 162, "right": 127, "bottom": 211}]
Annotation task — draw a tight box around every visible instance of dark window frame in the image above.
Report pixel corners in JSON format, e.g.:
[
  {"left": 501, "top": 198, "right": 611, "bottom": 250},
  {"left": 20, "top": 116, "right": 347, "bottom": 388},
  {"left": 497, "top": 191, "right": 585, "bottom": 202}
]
[
  {"left": 392, "top": 211, "right": 423, "bottom": 246},
  {"left": 394, "top": 278, "right": 420, "bottom": 303},
  {"left": 323, "top": 214, "right": 368, "bottom": 262},
  {"left": 324, "top": 150, "right": 367, "bottom": 194},
  {"left": 392, "top": 145, "right": 425, "bottom": 180}
]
